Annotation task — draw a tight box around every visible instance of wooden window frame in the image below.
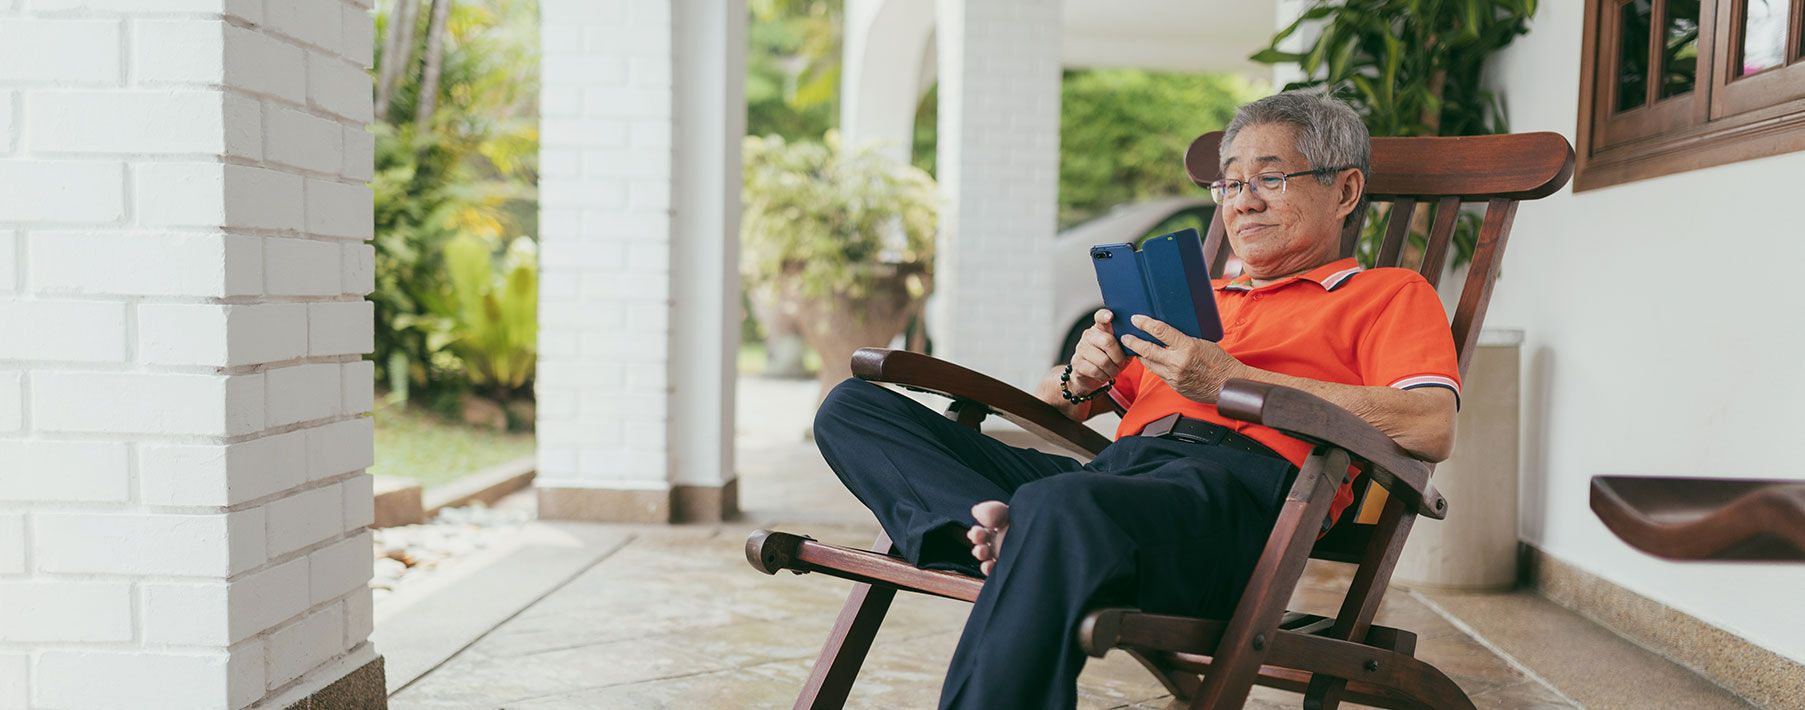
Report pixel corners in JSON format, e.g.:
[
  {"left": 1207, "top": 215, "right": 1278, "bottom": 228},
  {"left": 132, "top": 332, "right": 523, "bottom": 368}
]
[{"left": 1577, "top": 0, "right": 1805, "bottom": 191}]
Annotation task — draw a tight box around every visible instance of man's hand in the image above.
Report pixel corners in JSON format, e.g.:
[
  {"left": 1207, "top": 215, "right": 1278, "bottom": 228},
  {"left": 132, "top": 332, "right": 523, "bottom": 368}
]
[
  {"left": 1118, "top": 315, "right": 1249, "bottom": 404},
  {"left": 1069, "top": 309, "right": 1129, "bottom": 394}
]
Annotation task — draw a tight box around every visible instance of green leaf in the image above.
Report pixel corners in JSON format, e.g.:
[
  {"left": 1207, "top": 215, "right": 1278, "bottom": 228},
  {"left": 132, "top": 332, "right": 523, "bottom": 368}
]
[{"left": 1249, "top": 48, "right": 1305, "bottom": 65}]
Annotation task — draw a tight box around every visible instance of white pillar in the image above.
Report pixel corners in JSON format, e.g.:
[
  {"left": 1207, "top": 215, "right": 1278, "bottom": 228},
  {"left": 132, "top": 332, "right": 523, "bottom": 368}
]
[
  {"left": 0, "top": 1, "right": 381, "bottom": 708},
  {"left": 841, "top": 0, "right": 936, "bottom": 163},
  {"left": 536, "top": 0, "right": 744, "bottom": 523},
  {"left": 931, "top": 0, "right": 1063, "bottom": 388}
]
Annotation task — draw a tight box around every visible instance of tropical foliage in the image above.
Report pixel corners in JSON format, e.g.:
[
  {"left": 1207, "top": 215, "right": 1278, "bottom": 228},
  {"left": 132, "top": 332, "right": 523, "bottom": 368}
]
[
  {"left": 748, "top": 0, "right": 842, "bottom": 142},
  {"left": 1252, "top": 0, "right": 1538, "bottom": 266},
  {"left": 370, "top": 0, "right": 540, "bottom": 406}
]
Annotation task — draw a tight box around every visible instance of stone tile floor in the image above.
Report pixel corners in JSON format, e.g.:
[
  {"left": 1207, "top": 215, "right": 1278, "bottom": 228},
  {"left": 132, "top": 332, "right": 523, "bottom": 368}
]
[{"left": 386, "top": 376, "right": 1749, "bottom": 709}]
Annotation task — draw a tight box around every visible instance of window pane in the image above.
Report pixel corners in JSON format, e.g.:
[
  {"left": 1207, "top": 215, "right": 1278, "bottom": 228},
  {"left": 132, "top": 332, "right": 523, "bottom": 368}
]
[
  {"left": 1661, "top": 0, "right": 1701, "bottom": 98},
  {"left": 1740, "top": 0, "right": 1792, "bottom": 76},
  {"left": 1618, "top": 0, "right": 1653, "bottom": 111}
]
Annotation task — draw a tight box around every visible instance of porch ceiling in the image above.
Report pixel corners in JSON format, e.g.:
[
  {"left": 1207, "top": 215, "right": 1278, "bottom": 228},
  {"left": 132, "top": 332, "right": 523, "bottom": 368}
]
[{"left": 1062, "top": 0, "right": 1278, "bottom": 78}]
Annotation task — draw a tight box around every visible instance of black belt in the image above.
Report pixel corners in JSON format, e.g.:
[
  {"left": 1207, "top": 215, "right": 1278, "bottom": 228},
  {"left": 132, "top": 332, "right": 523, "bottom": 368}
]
[{"left": 1136, "top": 413, "right": 1286, "bottom": 462}]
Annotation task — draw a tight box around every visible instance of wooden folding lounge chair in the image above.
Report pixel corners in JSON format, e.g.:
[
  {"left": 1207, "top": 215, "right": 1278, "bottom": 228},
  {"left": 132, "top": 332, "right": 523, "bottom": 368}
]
[{"left": 746, "top": 130, "right": 1576, "bottom": 709}]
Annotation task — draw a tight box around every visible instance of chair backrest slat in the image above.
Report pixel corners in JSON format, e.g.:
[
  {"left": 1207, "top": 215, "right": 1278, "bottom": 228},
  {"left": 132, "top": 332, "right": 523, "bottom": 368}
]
[
  {"left": 1376, "top": 198, "right": 1417, "bottom": 268},
  {"left": 1181, "top": 129, "right": 1573, "bottom": 561},
  {"left": 1337, "top": 202, "right": 1370, "bottom": 259},
  {"left": 1450, "top": 198, "right": 1520, "bottom": 378},
  {"left": 1418, "top": 196, "right": 1462, "bottom": 287},
  {"left": 1203, "top": 212, "right": 1230, "bottom": 276}
]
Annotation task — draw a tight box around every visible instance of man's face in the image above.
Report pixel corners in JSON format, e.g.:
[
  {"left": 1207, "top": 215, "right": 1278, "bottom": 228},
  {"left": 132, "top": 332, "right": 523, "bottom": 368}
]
[{"left": 1218, "top": 123, "right": 1359, "bottom": 278}]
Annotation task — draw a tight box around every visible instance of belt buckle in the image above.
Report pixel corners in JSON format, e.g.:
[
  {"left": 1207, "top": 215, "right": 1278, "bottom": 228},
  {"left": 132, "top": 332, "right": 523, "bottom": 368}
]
[
  {"left": 1189, "top": 423, "right": 1228, "bottom": 446},
  {"left": 1139, "top": 413, "right": 1180, "bottom": 439}
]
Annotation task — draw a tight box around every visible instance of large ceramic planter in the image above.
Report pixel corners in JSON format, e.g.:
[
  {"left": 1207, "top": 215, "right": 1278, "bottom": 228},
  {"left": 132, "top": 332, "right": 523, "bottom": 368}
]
[
  {"left": 781, "top": 263, "right": 929, "bottom": 402},
  {"left": 746, "top": 281, "right": 810, "bottom": 379}
]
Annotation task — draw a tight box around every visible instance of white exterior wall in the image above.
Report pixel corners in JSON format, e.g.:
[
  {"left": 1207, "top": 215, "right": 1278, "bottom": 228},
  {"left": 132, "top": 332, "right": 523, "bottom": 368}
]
[
  {"left": 1486, "top": 2, "right": 1805, "bottom": 664},
  {"left": 0, "top": 1, "right": 379, "bottom": 707},
  {"left": 930, "top": 0, "right": 1063, "bottom": 389},
  {"left": 536, "top": 0, "right": 741, "bottom": 501}
]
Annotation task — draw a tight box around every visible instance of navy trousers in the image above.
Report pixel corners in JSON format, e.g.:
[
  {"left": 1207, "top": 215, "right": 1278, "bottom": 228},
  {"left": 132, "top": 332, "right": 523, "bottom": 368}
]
[{"left": 812, "top": 378, "right": 1297, "bottom": 710}]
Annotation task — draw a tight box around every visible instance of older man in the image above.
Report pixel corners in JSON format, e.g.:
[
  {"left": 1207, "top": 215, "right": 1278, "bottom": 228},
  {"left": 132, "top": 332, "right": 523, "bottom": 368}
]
[{"left": 811, "top": 91, "right": 1460, "bottom": 709}]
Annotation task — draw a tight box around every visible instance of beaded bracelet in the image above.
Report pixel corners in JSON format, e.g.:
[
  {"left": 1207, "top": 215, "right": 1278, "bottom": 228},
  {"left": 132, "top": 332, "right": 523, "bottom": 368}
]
[{"left": 1059, "top": 363, "right": 1114, "bottom": 404}]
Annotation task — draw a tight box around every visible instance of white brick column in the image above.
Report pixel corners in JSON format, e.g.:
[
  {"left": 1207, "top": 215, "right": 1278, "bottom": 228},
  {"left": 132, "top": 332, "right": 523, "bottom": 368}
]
[
  {"left": 931, "top": 0, "right": 1062, "bottom": 389},
  {"left": 535, "top": 0, "right": 745, "bottom": 523},
  {"left": 0, "top": 1, "right": 382, "bottom": 708}
]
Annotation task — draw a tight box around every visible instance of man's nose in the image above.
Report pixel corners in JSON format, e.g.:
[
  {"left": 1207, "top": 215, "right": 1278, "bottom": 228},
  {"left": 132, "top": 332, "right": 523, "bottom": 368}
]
[{"left": 1229, "top": 184, "right": 1266, "bottom": 212}]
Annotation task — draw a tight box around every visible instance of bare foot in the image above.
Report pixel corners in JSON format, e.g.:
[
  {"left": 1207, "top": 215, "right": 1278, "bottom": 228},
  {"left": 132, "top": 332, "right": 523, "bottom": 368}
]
[{"left": 966, "top": 500, "right": 1011, "bottom": 576}]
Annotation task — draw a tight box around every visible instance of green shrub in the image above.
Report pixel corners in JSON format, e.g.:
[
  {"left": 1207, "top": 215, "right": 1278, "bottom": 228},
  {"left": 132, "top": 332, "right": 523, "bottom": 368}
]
[{"left": 371, "top": 0, "right": 538, "bottom": 401}]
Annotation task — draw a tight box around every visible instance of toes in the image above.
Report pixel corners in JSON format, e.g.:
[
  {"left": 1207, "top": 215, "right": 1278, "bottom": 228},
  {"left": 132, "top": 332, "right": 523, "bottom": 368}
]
[
  {"left": 971, "top": 500, "right": 1009, "bottom": 527},
  {"left": 980, "top": 560, "right": 996, "bottom": 576},
  {"left": 966, "top": 526, "right": 989, "bottom": 545}
]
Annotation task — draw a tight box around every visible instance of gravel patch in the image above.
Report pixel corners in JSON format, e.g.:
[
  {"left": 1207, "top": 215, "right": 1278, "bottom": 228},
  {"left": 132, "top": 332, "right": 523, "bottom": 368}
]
[{"left": 371, "top": 502, "right": 535, "bottom": 603}]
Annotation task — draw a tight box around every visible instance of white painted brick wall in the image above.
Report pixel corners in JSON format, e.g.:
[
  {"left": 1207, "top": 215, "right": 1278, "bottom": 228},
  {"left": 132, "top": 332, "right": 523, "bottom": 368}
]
[
  {"left": 0, "top": 653, "right": 24, "bottom": 709},
  {"left": 30, "top": 232, "right": 264, "bottom": 298},
  {"left": 538, "top": 0, "right": 678, "bottom": 492},
  {"left": 341, "top": 360, "right": 375, "bottom": 413},
  {"left": 33, "top": 510, "right": 265, "bottom": 576},
  {"left": 0, "top": 581, "right": 133, "bottom": 642},
  {"left": 0, "top": 301, "right": 126, "bottom": 362},
  {"left": 264, "top": 603, "right": 344, "bottom": 689},
  {"left": 0, "top": 161, "right": 126, "bottom": 222},
  {"left": 307, "top": 531, "right": 371, "bottom": 604},
  {"left": 0, "top": 0, "right": 376, "bottom": 706},
  {"left": 139, "top": 429, "right": 308, "bottom": 507},
  {"left": 265, "top": 237, "right": 343, "bottom": 296},
  {"left": 264, "top": 483, "right": 343, "bottom": 558},
  {"left": 0, "top": 440, "right": 130, "bottom": 502},
  {"left": 32, "top": 372, "right": 266, "bottom": 436},
  {"left": 308, "top": 301, "right": 374, "bottom": 356},
  {"left": 27, "top": 91, "right": 234, "bottom": 155},
  {"left": 34, "top": 650, "right": 260, "bottom": 710},
  {"left": 266, "top": 106, "right": 344, "bottom": 174},
  {"left": 266, "top": 362, "right": 341, "bottom": 426},
  {"left": 929, "top": 0, "right": 1062, "bottom": 390},
  {"left": 0, "top": 19, "right": 121, "bottom": 83}
]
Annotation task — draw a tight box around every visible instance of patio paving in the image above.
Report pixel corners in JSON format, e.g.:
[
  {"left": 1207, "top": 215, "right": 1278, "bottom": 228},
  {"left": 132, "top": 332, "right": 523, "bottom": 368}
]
[{"left": 382, "top": 376, "right": 1751, "bottom": 709}]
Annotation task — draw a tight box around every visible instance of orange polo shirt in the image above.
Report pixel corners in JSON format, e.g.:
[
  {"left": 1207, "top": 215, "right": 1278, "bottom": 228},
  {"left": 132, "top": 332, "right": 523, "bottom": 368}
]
[{"left": 1106, "top": 257, "right": 1461, "bottom": 528}]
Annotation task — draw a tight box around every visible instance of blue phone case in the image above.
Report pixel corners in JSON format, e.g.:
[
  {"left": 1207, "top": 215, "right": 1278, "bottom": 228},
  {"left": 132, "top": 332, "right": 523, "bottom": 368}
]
[{"left": 1089, "top": 228, "right": 1223, "bottom": 357}]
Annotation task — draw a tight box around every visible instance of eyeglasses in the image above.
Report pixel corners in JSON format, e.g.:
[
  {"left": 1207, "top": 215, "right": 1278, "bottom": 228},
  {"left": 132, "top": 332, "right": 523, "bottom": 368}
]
[{"left": 1208, "top": 166, "right": 1354, "bottom": 203}]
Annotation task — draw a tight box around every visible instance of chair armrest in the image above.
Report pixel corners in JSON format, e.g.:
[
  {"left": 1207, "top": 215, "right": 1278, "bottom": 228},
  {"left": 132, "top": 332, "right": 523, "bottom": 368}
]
[
  {"left": 851, "top": 348, "right": 1112, "bottom": 457},
  {"left": 1216, "top": 379, "right": 1447, "bottom": 519}
]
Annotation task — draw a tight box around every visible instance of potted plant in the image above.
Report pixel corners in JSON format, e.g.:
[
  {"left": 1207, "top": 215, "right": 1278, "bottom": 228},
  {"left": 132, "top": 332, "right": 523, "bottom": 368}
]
[{"left": 741, "top": 131, "right": 938, "bottom": 400}]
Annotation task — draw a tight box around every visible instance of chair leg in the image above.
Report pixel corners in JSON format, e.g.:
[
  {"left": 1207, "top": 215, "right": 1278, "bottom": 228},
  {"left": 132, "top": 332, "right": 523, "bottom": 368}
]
[
  {"left": 1191, "top": 447, "right": 1349, "bottom": 710},
  {"left": 793, "top": 532, "right": 897, "bottom": 710},
  {"left": 1306, "top": 495, "right": 1417, "bottom": 710}
]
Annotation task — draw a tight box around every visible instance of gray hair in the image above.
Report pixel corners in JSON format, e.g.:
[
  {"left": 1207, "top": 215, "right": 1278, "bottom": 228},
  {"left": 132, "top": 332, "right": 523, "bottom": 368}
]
[{"left": 1220, "top": 90, "right": 1370, "bottom": 225}]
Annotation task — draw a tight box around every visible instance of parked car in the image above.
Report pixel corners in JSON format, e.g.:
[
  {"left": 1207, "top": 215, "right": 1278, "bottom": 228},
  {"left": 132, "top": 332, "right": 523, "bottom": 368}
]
[{"left": 1051, "top": 197, "right": 1233, "bottom": 365}]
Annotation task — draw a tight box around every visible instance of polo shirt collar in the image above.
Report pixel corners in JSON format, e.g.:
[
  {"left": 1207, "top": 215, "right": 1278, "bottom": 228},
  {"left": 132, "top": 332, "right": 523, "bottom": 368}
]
[{"left": 1220, "top": 257, "right": 1364, "bottom": 293}]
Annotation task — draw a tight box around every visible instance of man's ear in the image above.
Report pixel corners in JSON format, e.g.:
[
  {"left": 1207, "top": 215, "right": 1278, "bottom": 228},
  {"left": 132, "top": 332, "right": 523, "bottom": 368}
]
[{"left": 1336, "top": 168, "right": 1366, "bottom": 222}]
